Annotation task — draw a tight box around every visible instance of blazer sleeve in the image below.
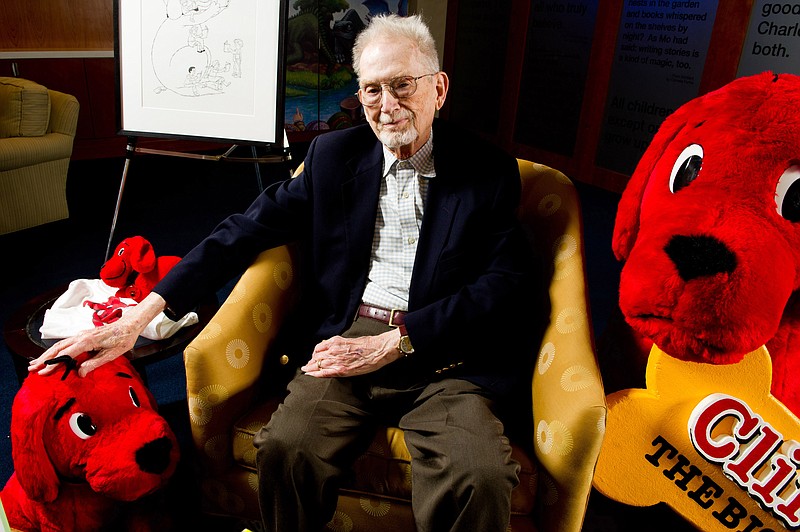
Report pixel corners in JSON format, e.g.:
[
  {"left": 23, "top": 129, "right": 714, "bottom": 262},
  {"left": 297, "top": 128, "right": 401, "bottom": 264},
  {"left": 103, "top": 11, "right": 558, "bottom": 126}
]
[{"left": 154, "top": 156, "right": 314, "bottom": 318}]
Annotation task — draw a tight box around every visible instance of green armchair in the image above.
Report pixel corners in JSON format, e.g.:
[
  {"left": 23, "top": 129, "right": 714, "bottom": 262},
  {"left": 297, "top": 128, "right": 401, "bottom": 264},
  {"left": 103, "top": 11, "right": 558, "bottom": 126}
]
[{"left": 0, "top": 77, "right": 79, "bottom": 234}]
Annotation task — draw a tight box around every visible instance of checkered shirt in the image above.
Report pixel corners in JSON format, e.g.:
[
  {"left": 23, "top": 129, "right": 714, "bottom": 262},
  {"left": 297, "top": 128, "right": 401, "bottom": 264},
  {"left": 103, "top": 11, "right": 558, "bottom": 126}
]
[{"left": 361, "top": 134, "right": 435, "bottom": 311}]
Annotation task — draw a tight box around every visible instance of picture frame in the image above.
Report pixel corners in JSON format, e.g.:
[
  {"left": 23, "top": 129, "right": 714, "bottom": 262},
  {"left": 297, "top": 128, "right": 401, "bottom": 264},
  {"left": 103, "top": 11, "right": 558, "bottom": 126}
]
[{"left": 114, "top": 0, "right": 288, "bottom": 147}]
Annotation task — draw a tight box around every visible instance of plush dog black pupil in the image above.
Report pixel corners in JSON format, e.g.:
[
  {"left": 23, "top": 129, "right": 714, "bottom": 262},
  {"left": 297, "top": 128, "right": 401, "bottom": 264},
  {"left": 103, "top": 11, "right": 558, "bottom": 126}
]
[
  {"left": 129, "top": 387, "right": 141, "bottom": 407},
  {"left": 674, "top": 155, "right": 702, "bottom": 192},
  {"left": 77, "top": 414, "right": 97, "bottom": 436},
  {"left": 782, "top": 180, "right": 800, "bottom": 222}
]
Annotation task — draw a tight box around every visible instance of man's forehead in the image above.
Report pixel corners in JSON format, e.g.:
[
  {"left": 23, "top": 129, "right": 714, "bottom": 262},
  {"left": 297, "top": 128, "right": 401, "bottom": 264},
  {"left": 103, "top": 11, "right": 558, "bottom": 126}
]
[{"left": 359, "top": 39, "right": 419, "bottom": 73}]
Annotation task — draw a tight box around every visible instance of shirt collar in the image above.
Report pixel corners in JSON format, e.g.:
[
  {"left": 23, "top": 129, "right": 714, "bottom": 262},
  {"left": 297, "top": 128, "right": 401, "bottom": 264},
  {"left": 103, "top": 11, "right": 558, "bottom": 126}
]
[{"left": 382, "top": 131, "right": 436, "bottom": 179}]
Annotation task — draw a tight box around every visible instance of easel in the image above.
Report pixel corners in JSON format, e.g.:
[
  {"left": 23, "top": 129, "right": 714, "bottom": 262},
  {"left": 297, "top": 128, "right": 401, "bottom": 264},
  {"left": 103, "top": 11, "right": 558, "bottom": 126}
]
[{"left": 105, "top": 136, "right": 292, "bottom": 261}]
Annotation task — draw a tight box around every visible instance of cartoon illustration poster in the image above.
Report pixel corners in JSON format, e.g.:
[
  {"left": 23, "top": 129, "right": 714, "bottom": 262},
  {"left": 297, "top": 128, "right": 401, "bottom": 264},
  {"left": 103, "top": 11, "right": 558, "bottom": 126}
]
[
  {"left": 117, "top": 0, "right": 285, "bottom": 144},
  {"left": 284, "top": 0, "right": 408, "bottom": 135}
]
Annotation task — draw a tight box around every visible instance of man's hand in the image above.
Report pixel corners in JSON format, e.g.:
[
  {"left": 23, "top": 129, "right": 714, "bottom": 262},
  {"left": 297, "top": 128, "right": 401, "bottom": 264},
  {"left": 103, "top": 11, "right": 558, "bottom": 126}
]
[
  {"left": 28, "top": 292, "right": 167, "bottom": 377},
  {"left": 302, "top": 328, "right": 403, "bottom": 377}
]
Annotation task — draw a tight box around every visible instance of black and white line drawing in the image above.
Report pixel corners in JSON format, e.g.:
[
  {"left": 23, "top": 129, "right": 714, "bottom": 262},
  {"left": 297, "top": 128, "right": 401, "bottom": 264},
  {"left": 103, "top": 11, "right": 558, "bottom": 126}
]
[
  {"left": 151, "top": 0, "right": 239, "bottom": 97},
  {"left": 117, "top": 0, "right": 286, "bottom": 145}
]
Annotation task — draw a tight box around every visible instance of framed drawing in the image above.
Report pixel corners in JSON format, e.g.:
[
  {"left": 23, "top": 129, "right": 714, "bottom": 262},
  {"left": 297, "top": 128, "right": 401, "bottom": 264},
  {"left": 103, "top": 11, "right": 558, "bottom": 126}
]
[{"left": 114, "top": 0, "right": 288, "bottom": 147}]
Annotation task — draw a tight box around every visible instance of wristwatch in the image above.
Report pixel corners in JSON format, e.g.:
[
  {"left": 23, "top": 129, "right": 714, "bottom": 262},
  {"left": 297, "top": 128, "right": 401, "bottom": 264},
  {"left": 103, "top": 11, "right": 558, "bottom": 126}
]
[{"left": 398, "top": 335, "right": 415, "bottom": 356}]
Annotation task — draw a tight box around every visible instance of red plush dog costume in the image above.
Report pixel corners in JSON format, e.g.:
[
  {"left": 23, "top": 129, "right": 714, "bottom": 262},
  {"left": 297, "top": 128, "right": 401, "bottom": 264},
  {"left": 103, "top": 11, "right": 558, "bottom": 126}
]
[
  {"left": 0, "top": 355, "right": 180, "bottom": 531},
  {"left": 100, "top": 236, "right": 181, "bottom": 302},
  {"left": 607, "top": 71, "right": 800, "bottom": 414}
]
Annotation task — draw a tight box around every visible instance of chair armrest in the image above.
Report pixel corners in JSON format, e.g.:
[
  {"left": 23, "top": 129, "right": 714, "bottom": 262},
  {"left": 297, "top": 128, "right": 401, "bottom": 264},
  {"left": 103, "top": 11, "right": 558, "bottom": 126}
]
[
  {"left": 518, "top": 160, "right": 607, "bottom": 532},
  {"left": 0, "top": 133, "right": 75, "bottom": 171},
  {"left": 184, "top": 245, "right": 297, "bottom": 474},
  {"left": 47, "top": 90, "right": 79, "bottom": 137}
]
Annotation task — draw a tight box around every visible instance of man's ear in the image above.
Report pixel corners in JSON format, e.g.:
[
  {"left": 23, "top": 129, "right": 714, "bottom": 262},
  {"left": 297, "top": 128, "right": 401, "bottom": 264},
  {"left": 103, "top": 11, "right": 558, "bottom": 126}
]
[{"left": 435, "top": 71, "right": 449, "bottom": 110}]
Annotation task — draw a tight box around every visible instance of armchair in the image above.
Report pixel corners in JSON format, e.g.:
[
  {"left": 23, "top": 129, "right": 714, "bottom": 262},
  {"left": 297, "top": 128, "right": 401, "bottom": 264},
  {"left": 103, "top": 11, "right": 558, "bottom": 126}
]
[
  {"left": 183, "top": 159, "right": 607, "bottom": 531},
  {"left": 0, "top": 77, "right": 79, "bottom": 234}
]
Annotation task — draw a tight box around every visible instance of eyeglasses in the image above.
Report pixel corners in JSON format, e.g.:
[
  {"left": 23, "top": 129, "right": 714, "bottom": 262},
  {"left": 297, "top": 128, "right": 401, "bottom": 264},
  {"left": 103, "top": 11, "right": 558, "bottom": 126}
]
[{"left": 356, "top": 73, "right": 438, "bottom": 107}]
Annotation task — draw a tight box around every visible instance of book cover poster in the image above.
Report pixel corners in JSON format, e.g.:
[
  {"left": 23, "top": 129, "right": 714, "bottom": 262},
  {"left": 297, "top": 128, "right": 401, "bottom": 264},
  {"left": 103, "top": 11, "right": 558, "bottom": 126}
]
[{"left": 283, "top": 0, "right": 408, "bottom": 135}]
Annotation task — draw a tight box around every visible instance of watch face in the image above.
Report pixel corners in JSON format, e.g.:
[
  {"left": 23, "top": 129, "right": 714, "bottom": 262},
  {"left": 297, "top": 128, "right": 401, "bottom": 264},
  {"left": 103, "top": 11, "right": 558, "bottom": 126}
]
[{"left": 400, "top": 335, "right": 414, "bottom": 355}]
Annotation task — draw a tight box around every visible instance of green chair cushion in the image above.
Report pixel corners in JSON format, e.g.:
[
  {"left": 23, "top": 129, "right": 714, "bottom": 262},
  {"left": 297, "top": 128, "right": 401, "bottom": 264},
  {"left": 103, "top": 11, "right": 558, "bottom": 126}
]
[{"left": 0, "top": 77, "right": 51, "bottom": 138}]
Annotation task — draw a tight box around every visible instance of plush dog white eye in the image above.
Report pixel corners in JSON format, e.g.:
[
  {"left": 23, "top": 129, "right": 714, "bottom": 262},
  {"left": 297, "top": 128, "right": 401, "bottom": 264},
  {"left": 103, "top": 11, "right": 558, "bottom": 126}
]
[
  {"left": 670, "top": 144, "right": 703, "bottom": 193},
  {"left": 776, "top": 165, "right": 800, "bottom": 222},
  {"left": 69, "top": 413, "right": 97, "bottom": 439},
  {"left": 129, "top": 386, "right": 141, "bottom": 407}
]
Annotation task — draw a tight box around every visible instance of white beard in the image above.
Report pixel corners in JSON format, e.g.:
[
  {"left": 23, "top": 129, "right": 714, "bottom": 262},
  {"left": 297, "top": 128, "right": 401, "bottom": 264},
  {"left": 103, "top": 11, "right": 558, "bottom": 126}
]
[{"left": 378, "top": 113, "right": 418, "bottom": 149}]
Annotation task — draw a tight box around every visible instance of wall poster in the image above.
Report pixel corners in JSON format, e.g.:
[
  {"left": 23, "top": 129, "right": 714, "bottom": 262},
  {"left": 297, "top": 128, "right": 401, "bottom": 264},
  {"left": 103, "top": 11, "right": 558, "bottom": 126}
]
[
  {"left": 738, "top": 1, "right": 800, "bottom": 77},
  {"left": 514, "top": 0, "right": 598, "bottom": 157},
  {"left": 115, "top": 0, "right": 288, "bottom": 146},
  {"left": 596, "top": 0, "right": 718, "bottom": 176},
  {"left": 283, "top": 0, "right": 408, "bottom": 135}
]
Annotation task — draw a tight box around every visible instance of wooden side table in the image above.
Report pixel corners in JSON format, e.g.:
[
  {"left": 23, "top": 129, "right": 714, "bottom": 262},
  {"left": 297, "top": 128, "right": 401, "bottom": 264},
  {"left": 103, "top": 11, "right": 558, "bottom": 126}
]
[{"left": 3, "top": 284, "right": 217, "bottom": 384}]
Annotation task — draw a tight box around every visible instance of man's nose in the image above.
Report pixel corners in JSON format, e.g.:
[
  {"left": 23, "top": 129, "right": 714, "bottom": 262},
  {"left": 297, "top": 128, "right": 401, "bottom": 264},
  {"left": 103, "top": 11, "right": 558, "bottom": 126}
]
[{"left": 380, "top": 87, "right": 401, "bottom": 111}]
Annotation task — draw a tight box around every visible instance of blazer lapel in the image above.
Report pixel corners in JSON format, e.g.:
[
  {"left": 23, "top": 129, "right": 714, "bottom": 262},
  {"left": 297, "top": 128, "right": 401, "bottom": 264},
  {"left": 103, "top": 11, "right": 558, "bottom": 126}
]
[
  {"left": 410, "top": 130, "right": 461, "bottom": 304},
  {"left": 411, "top": 182, "right": 460, "bottom": 304},
  {"left": 341, "top": 142, "right": 384, "bottom": 264}
]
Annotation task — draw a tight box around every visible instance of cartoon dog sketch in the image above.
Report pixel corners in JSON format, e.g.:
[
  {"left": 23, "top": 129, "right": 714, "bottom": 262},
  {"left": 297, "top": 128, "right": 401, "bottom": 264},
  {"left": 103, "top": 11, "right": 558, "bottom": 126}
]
[{"left": 152, "top": 0, "right": 232, "bottom": 96}]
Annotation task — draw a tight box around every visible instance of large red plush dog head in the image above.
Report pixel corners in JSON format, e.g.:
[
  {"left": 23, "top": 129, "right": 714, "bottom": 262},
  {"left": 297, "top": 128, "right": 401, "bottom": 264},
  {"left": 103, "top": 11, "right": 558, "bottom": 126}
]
[
  {"left": 0, "top": 355, "right": 179, "bottom": 531},
  {"left": 613, "top": 72, "right": 800, "bottom": 411},
  {"left": 100, "top": 236, "right": 181, "bottom": 302}
]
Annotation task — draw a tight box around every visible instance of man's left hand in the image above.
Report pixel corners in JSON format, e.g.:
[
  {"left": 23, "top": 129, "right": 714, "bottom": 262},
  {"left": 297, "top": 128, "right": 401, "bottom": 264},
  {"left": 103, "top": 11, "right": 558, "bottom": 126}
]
[{"left": 302, "top": 329, "right": 402, "bottom": 377}]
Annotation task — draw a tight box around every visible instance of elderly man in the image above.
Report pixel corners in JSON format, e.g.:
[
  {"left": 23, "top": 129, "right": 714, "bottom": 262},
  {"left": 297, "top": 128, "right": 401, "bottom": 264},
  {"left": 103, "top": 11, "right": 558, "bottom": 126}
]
[{"left": 30, "top": 13, "right": 538, "bottom": 532}]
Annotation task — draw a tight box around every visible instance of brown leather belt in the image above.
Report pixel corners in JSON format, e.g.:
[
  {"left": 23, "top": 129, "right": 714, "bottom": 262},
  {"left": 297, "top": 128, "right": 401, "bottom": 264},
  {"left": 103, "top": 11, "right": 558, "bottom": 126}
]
[{"left": 358, "top": 303, "right": 406, "bottom": 328}]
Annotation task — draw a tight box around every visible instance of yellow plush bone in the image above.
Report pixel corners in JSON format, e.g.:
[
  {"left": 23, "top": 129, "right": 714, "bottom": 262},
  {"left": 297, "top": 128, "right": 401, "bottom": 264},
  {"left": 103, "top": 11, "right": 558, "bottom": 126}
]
[{"left": 594, "top": 345, "right": 800, "bottom": 531}]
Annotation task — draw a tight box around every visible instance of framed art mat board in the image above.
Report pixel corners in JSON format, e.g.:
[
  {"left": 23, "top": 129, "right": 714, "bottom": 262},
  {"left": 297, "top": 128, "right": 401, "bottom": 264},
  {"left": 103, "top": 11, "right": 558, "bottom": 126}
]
[{"left": 115, "top": 0, "right": 288, "bottom": 147}]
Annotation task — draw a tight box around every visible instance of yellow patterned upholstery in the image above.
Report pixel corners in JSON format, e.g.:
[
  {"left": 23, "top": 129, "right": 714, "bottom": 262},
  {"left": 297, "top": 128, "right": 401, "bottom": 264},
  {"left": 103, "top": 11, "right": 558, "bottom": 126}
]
[
  {"left": 183, "top": 159, "right": 607, "bottom": 531},
  {"left": 0, "top": 77, "right": 79, "bottom": 234}
]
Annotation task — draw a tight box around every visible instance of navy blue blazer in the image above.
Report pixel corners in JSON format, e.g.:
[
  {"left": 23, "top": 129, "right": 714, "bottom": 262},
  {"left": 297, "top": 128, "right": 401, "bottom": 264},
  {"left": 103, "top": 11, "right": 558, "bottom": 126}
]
[{"left": 157, "top": 119, "right": 540, "bottom": 394}]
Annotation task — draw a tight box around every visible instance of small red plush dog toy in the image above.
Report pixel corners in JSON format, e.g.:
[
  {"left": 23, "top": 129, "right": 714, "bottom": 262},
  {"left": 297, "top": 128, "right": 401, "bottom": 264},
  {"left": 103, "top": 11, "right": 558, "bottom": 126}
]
[
  {"left": 100, "top": 236, "right": 181, "bottom": 302},
  {"left": 0, "top": 355, "right": 180, "bottom": 531},
  {"left": 607, "top": 71, "right": 800, "bottom": 414}
]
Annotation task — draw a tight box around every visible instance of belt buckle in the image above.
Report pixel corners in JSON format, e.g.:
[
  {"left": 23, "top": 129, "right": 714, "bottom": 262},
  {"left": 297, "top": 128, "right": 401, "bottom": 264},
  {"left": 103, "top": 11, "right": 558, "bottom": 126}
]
[{"left": 388, "top": 308, "right": 402, "bottom": 327}]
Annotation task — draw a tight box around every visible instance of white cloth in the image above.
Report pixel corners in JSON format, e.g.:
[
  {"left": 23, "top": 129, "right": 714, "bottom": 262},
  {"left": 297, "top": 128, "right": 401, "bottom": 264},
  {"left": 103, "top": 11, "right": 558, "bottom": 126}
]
[{"left": 40, "top": 278, "right": 198, "bottom": 341}]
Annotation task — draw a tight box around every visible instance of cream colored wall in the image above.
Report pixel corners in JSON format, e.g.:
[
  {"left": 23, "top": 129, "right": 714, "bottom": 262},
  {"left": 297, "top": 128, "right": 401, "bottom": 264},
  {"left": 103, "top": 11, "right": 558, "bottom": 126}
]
[{"left": 409, "top": 0, "right": 448, "bottom": 69}]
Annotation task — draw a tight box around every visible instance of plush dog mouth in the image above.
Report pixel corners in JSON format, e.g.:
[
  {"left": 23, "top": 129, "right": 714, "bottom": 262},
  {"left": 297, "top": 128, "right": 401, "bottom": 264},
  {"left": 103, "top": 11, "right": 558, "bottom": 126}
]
[
  {"left": 56, "top": 462, "right": 88, "bottom": 484},
  {"left": 634, "top": 312, "right": 671, "bottom": 322},
  {"left": 101, "top": 260, "right": 131, "bottom": 282},
  {"left": 628, "top": 313, "right": 735, "bottom": 362}
]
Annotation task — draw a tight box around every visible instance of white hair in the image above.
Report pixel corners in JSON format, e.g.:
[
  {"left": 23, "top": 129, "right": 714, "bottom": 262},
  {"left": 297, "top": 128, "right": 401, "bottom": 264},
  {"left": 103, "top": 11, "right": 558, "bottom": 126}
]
[{"left": 351, "top": 14, "right": 439, "bottom": 79}]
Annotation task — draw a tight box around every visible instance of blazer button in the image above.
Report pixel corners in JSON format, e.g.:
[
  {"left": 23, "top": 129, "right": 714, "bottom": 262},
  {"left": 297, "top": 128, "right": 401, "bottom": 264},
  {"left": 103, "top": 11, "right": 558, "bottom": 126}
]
[{"left": 280, "top": 355, "right": 290, "bottom": 365}]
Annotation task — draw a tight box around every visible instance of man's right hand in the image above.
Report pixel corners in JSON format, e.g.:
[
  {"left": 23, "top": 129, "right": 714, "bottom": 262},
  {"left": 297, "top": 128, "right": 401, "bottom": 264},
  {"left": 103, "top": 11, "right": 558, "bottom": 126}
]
[{"left": 28, "top": 292, "right": 167, "bottom": 377}]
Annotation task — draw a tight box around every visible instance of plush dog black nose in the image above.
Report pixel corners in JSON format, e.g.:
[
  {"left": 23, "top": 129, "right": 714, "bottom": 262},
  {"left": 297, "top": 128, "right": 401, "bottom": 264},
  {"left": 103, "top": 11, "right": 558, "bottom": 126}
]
[
  {"left": 664, "top": 234, "right": 737, "bottom": 281},
  {"left": 136, "top": 436, "right": 173, "bottom": 474}
]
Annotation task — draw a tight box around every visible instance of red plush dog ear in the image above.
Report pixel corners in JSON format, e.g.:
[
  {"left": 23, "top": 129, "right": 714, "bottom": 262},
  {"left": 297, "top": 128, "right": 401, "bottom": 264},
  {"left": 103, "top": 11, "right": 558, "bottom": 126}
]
[
  {"left": 612, "top": 104, "right": 693, "bottom": 261},
  {"left": 11, "top": 379, "right": 60, "bottom": 502},
  {"left": 127, "top": 236, "right": 156, "bottom": 273}
]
